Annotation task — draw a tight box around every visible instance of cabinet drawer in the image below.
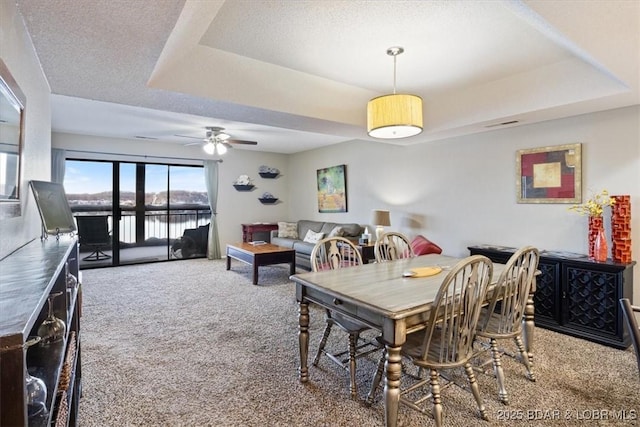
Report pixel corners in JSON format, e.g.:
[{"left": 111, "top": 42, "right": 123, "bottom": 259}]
[{"left": 303, "top": 287, "right": 381, "bottom": 328}]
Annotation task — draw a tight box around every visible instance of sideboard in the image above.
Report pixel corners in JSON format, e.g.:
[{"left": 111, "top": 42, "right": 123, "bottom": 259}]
[
  {"left": 469, "top": 245, "right": 635, "bottom": 349},
  {"left": 0, "top": 237, "right": 82, "bottom": 426},
  {"left": 242, "top": 223, "right": 278, "bottom": 243}
]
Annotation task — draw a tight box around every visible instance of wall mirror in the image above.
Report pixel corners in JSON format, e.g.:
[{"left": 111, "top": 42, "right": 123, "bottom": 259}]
[{"left": 0, "top": 58, "right": 26, "bottom": 219}]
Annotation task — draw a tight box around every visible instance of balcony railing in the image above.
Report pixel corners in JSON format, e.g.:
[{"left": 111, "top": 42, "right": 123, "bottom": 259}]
[{"left": 71, "top": 204, "right": 211, "bottom": 244}]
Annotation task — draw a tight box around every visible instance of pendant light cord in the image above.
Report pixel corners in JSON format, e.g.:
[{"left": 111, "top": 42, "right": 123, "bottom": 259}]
[{"left": 393, "top": 54, "right": 397, "bottom": 94}]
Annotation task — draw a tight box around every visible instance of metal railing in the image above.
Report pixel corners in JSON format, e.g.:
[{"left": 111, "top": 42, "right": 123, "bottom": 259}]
[{"left": 71, "top": 204, "right": 211, "bottom": 244}]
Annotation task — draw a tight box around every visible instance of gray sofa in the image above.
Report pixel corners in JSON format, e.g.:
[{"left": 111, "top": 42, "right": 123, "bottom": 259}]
[{"left": 270, "top": 219, "right": 363, "bottom": 270}]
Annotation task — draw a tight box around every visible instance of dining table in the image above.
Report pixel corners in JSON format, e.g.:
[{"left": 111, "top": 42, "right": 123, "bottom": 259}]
[{"left": 290, "top": 253, "right": 536, "bottom": 427}]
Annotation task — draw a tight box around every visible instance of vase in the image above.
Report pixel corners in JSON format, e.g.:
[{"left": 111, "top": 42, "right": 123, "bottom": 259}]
[
  {"left": 588, "top": 216, "right": 604, "bottom": 260},
  {"left": 593, "top": 228, "right": 608, "bottom": 262},
  {"left": 611, "top": 195, "right": 632, "bottom": 263}
]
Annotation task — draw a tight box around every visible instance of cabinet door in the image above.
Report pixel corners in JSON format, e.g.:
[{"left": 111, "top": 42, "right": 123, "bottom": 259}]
[
  {"left": 563, "top": 263, "right": 621, "bottom": 339},
  {"left": 533, "top": 259, "right": 561, "bottom": 326}
]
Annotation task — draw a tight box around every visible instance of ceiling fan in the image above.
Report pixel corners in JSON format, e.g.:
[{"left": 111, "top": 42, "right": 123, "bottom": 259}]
[{"left": 178, "top": 126, "right": 257, "bottom": 155}]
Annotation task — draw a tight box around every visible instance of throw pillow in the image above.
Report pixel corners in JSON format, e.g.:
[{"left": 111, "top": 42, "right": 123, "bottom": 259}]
[
  {"left": 328, "top": 226, "right": 344, "bottom": 237},
  {"left": 303, "top": 229, "right": 324, "bottom": 244},
  {"left": 411, "top": 235, "right": 443, "bottom": 256},
  {"left": 278, "top": 222, "right": 298, "bottom": 239}
]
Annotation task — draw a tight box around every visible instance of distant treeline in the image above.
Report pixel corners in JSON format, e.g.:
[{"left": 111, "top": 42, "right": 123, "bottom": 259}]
[{"left": 67, "top": 190, "right": 208, "bottom": 204}]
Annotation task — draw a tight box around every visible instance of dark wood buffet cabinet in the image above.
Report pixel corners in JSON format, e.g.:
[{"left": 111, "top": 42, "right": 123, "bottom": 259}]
[
  {"left": 0, "top": 238, "right": 82, "bottom": 426},
  {"left": 469, "top": 245, "right": 635, "bottom": 349},
  {"left": 241, "top": 223, "right": 278, "bottom": 243}
]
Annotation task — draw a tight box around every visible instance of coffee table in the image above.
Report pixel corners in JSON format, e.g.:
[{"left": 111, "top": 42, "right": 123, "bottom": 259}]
[{"left": 226, "top": 242, "right": 295, "bottom": 285}]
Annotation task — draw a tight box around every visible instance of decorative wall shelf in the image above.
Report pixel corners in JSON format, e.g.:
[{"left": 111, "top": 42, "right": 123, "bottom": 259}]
[
  {"left": 233, "top": 184, "right": 255, "bottom": 191},
  {"left": 259, "top": 172, "right": 279, "bottom": 179},
  {"left": 259, "top": 198, "right": 278, "bottom": 204},
  {"left": 258, "top": 165, "right": 279, "bottom": 179}
]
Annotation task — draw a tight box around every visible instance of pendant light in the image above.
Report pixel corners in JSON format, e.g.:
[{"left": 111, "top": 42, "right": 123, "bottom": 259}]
[{"left": 367, "top": 47, "right": 423, "bottom": 139}]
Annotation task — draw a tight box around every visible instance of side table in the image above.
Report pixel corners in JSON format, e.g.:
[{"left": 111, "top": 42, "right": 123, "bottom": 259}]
[
  {"left": 357, "top": 243, "right": 376, "bottom": 264},
  {"left": 242, "top": 223, "right": 278, "bottom": 243}
]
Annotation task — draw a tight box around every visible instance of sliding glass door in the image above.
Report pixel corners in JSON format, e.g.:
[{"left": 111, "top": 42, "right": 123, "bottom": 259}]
[
  {"left": 65, "top": 159, "right": 210, "bottom": 269},
  {"left": 65, "top": 160, "right": 114, "bottom": 267}
]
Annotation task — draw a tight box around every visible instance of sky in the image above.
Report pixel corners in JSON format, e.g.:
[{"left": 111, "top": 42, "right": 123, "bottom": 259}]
[{"left": 64, "top": 160, "right": 206, "bottom": 194}]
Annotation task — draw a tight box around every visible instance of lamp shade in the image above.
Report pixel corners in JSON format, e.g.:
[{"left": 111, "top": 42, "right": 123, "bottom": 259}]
[
  {"left": 372, "top": 209, "right": 391, "bottom": 227},
  {"left": 367, "top": 94, "right": 423, "bottom": 139},
  {"left": 203, "top": 142, "right": 216, "bottom": 155}
]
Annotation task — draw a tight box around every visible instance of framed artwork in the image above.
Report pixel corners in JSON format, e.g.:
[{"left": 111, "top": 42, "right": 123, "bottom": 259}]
[
  {"left": 516, "top": 143, "right": 582, "bottom": 204},
  {"left": 317, "top": 164, "right": 347, "bottom": 213}
]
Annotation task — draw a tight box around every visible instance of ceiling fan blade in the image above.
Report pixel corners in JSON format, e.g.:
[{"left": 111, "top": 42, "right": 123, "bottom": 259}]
[
  {"left": 183, "top": 141, "right": 203, "bottom": 147},
  {"left": 175, "top": 134, "right": 204, "bottom": 140},
  {"left": 227, "top": 139, "right": 258, "bottom": 145}
]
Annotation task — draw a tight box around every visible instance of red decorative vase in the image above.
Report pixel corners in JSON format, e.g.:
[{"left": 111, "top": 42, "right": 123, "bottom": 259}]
[
  {"left": 611, "top": 195, "right": 632, "bottom": 263},
  {"left": 588, "top": 216, "right": 604, "bottom": 260},
  {"left": 593, "top": 228, "right": 608, "bottom": 262}
]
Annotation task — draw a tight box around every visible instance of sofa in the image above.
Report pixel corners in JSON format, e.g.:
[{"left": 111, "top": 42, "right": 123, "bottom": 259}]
[{"left": 270, "top": 220, "right": 363, "bottom": 270}]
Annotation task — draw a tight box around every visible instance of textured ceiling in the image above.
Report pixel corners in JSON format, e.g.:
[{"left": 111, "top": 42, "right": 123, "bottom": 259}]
[{"left": 14, "top": 0, "right": 640, "bottom": 155}]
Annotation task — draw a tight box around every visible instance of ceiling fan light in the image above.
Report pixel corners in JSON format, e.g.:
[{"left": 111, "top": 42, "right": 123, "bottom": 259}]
[
  {"left": 203, "top": 142, "right": 216, "bottom": 155},
  {"left": 217, "top": 132, "right": 231, "bottom": 141},
  {"left": 367, "top": 93, "right": 423, "bottom": 139},
  {"left": 215, "top": 142, "right": 228, "bottom": 155}
]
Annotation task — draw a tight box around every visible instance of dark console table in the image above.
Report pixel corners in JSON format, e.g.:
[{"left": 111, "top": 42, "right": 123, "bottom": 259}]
[
  {"left": 469, "top": 245, "right": 635, "bottom": 349},
  {"left": 242, "top": 223, "right": 278, "bottom": 243}
]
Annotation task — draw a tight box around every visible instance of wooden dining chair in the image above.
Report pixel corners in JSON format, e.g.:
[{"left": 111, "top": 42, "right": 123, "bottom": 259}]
[
  {"left": 620, "top": 298, "right": 640, "bottom": 379},
  {"left": 374, "top": 231, "right": 415, "bottom": 263},
  {"left": 310, "top": 237, "right": 377, "bottom": 397},
  {"left": 367, "top": 255, "right": 493, "bottom": 426},
  {"left": 473, "top": 246, "right": 539, "bottom": 404}
]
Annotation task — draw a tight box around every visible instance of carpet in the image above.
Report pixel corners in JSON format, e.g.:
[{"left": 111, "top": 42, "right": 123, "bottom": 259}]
[{"left": 78, "top": 259, "right": 639, "bottom": 426}]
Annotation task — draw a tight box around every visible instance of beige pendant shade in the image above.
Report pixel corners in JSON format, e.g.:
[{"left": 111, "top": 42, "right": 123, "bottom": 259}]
[
  {"left": 367, "top": 94, "right": 423, "bottom": 139},
  {"left": 367, "top": 46, "right": 423, "bottom": 139}
]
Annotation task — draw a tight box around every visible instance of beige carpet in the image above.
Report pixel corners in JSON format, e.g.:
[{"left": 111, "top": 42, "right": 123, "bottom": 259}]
[{"left": 78, "top": 259, "right": 639, "bottom": 426}]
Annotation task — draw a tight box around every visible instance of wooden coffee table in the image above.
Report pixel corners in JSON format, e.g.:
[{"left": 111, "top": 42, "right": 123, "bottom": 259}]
[{"left": 226, "top": 242, "right": 296, "bottom": 285}]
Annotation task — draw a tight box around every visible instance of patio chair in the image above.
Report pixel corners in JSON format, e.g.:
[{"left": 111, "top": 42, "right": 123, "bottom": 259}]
[{"left": 75, "top": 215, "right": 112, "bottom": 261}]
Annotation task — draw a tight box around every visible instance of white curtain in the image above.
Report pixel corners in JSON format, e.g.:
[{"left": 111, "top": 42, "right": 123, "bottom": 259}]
[
  {"left": 204, "top": 160, "right": 221, "bottom": 259},
  {"left": 51, "top": 149, "right": 66, "bottom": 183}
]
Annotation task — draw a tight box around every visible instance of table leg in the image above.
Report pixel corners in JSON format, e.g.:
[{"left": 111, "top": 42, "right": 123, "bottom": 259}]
[
  {"left": 384, "top": 344, "right": 402, "bottom": 427},
  {"left": 289, "top": 257, "right": 296, "bottom": 276},
  {"left": 522, "top": 289, "right": 535, "bottom": 380},
  {"left": 253, "top": 263, "right": 259, "bottom": 285},
  {"left": 226, "top": 254, "right": 231, "bottom": 270},
  {"left": 298, "top": 302, "right": 309, "bottom": 383}
]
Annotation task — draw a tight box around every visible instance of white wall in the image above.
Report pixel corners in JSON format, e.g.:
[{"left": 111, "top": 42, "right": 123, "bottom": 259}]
[
  {"left": 288, "top": 106, "right": 640, "bottom": 301},
  {"left": 0, "top": 1, "right": 52, "bottom": 259}
]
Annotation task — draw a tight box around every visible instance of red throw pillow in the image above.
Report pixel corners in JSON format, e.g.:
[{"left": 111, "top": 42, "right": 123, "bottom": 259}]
[{"left": 411, "top": 235, "right": 442, "bottom": 255}]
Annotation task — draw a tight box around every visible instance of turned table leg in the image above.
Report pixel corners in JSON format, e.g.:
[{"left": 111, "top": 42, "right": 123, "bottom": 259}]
[{"left": 298, "top": 302, "right": 309, "bottom": 383}]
